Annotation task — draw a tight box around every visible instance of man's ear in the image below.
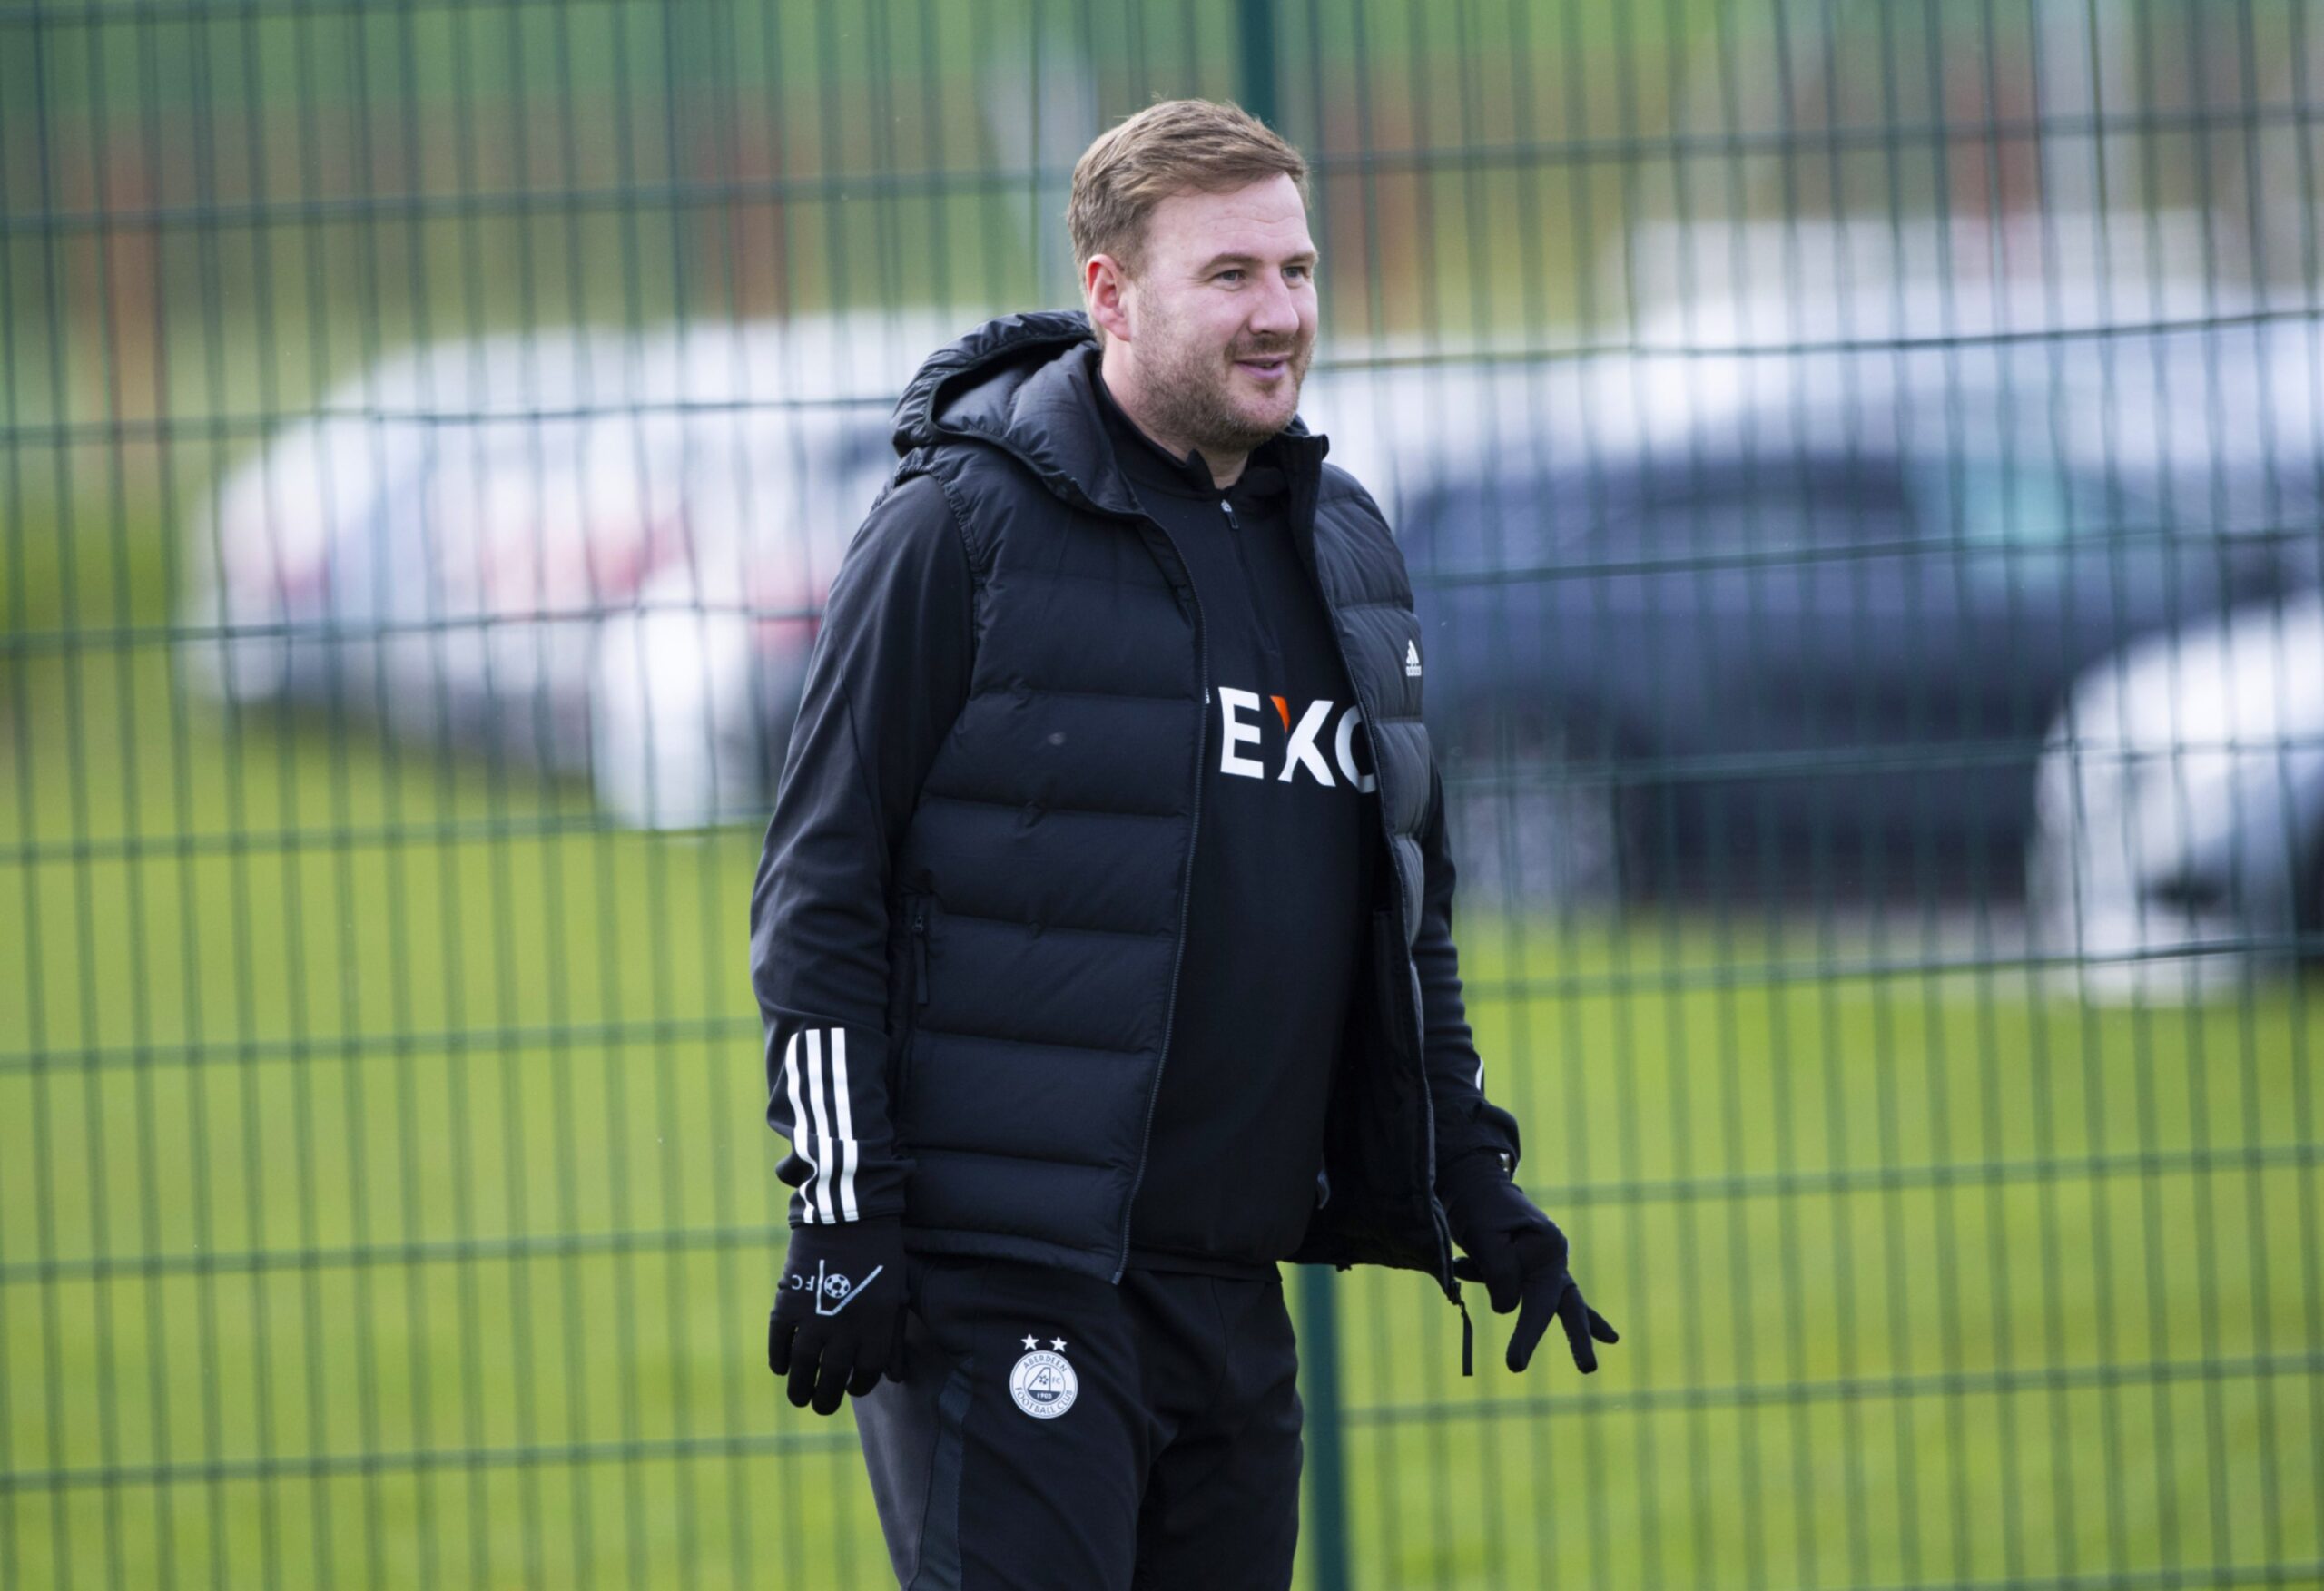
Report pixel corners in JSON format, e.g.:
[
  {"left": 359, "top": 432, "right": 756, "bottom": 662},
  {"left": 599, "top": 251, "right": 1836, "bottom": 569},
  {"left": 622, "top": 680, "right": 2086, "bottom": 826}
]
[{"left": 1084, "top": 253, "right": 1134, "bottom": 343}]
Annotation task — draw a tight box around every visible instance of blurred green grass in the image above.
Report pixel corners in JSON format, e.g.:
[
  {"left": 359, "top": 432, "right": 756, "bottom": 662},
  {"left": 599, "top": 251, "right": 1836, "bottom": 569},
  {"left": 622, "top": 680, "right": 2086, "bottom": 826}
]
[{"left": 3, "top": 646, "right": 2322, "bottom": 1589}]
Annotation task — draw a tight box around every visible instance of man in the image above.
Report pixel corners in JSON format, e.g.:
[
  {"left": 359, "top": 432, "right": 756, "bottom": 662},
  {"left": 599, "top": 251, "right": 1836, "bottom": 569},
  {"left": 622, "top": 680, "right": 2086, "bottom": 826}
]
[{"left": 751, "top": 98, "right": 1616, "bottom": 1589}]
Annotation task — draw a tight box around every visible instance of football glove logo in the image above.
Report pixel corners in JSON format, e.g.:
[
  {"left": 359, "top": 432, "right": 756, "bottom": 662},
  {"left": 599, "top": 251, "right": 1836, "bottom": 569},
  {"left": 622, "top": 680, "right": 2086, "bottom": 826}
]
[{"left": 787, "top": 1259, "right": 883, "bottom": 1317}]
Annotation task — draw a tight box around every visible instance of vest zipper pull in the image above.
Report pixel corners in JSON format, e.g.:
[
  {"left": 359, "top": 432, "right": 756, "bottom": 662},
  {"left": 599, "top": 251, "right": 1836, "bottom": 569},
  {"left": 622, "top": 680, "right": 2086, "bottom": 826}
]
[{"left": 1459, "top": 1295, "right": 1475, "bottom": 1378}]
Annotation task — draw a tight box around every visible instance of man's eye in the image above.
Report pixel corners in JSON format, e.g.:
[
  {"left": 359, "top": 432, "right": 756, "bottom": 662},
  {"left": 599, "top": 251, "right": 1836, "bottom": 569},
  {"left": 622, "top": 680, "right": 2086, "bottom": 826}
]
[{"left": 1216, "top": 270, "right": 1245, "bottom": 284}]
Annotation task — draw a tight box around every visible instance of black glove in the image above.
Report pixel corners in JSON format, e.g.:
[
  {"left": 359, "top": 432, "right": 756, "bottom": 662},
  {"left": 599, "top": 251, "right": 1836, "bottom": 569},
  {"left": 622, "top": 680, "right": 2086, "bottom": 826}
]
[
  {"left": 1442, "top": 1155, "right": 1619, "bottom": 1375},
  {"left": 767, "top": 1217, "right": 908, "bottom": 1415}
]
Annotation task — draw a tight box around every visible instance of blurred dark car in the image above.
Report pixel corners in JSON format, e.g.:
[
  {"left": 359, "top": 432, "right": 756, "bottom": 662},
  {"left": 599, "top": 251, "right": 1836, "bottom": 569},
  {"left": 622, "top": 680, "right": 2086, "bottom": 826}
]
[{"left": 1402, "top": 299, "right": 2324, "bottom": 900}]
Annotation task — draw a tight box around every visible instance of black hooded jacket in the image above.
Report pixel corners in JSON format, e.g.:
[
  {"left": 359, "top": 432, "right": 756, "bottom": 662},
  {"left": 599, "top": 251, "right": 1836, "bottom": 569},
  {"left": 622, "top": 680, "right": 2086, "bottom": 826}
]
[{"left": 748, "top": 311, "right": 1521, "bottom": 1297}]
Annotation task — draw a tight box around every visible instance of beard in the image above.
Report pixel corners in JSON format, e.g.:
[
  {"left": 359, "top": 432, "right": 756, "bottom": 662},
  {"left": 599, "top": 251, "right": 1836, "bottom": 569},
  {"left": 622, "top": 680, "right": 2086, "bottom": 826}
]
[{"left": 1136, "top": 309, "right": 1314, "bottom": 460}]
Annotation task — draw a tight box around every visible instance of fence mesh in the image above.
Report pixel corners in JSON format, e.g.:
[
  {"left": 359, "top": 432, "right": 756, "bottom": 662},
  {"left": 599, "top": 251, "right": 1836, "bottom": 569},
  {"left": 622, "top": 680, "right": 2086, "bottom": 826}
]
[{"left": 5, "top": 2, "right": 2323, "bottom": 1586}]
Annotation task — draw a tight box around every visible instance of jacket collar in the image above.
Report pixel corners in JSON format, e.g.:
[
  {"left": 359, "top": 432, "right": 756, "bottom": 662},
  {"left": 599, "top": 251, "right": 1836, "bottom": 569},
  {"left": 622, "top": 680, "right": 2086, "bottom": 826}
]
[{"left": 892, "top": 310, "right": 1329, "bottom": 522}]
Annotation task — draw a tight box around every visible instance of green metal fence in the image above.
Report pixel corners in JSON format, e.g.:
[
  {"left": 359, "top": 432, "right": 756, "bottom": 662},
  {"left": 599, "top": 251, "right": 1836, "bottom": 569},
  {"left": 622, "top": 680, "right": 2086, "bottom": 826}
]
[{"left": 5, "top": 2, "right": 2323, "bottom": 1586}]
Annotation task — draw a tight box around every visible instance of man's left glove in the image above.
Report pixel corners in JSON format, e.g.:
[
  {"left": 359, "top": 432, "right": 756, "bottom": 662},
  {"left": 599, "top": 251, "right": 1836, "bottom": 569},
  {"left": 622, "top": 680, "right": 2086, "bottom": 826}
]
[
  {"left": 1442, "top": 1155, "right": 1620, "bottom": 1375},
  {"left": 767, "top": 1216, "right": 909, "bottom": 1415}
]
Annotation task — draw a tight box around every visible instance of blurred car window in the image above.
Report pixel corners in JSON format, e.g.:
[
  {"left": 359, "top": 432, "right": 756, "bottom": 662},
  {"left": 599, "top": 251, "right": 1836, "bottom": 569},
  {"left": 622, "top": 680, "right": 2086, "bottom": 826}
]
[{"left": 1635, "top": 484, "right": 1912, "bottom": 557}]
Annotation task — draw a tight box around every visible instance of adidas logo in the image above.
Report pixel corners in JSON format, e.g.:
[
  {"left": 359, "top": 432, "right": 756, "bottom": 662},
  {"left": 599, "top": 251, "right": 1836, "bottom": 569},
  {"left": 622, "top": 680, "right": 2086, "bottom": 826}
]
[{"left": 1404, "top": 639, "right": 1423, "bottom": 678}]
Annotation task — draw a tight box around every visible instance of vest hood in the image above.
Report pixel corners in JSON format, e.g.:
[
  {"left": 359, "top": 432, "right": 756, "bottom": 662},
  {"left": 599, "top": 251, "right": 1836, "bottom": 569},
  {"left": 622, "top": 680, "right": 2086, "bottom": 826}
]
[{"left": 891, "top": 309, "right": 1325, "bottom": 519}]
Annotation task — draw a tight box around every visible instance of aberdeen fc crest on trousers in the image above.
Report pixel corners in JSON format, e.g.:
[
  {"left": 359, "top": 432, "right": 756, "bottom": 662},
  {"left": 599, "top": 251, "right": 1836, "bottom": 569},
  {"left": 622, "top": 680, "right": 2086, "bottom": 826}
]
[{"left": 1009, "top": 1335, "right": 1078, "bottom": 1419}]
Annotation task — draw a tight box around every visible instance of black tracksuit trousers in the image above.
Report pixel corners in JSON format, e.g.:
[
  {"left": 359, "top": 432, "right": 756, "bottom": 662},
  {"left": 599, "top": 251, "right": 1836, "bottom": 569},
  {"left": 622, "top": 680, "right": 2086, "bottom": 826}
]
[{"left": 853, "top": 1253, "right": 1304, "bottom": 1589}]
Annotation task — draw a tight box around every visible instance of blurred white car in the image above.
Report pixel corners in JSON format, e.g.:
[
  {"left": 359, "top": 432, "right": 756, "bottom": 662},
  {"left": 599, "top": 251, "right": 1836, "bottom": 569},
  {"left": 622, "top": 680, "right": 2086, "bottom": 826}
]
[
  {"left": 184, "top": 327, "right": 645, "bottom": 741},
  {"left": 182, "top": 313, "right": 945, "bottom": 826},
  {"left": 2028, "top": 594, "right": 2324, "bottom": 997},
  {"left": 587, "top": 389, "right": 893, "bottom": 829}
]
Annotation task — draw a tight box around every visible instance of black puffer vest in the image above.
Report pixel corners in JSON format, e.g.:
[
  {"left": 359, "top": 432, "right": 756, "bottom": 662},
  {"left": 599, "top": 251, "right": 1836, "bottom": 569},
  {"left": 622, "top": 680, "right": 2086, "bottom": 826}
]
[{"left": 880, "top": 312, "right": 1454, "bottom": 1294}]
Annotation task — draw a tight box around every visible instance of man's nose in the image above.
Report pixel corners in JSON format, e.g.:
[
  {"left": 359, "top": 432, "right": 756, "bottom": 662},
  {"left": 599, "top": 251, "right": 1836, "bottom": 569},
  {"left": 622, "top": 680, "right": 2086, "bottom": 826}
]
[{"left": 1246, "top": 274, "right": 1301, "bottom": 339}]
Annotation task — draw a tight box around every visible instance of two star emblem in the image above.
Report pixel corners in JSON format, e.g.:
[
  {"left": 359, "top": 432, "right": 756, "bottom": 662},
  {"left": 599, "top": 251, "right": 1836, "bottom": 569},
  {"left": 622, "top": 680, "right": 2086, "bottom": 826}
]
[{"left": 1020, "top": 1334, "right": 1067, "bottom": 1352}]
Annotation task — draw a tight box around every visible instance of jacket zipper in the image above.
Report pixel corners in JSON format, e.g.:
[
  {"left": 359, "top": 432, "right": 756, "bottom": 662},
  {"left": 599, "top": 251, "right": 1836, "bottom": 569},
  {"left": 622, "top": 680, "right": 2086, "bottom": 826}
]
[
  {"left": 1298, "top": 535, "right": 1461, "bottom": 1301},
  {"left": 911, "top": 902, "right": 931, "bottom": 1005},
  {"left": 1220, "top": 498, "right": 1285, "bottom": 658},
  {"left": 1113, "top": 537, "right": 1207, "bottom": 1283}
]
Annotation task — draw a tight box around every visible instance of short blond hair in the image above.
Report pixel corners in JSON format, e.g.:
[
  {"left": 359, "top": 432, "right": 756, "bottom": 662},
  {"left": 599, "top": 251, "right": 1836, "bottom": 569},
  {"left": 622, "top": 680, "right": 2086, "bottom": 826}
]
[{"left": 1068, "top": 98, "right": 1308, "bottom": 309}]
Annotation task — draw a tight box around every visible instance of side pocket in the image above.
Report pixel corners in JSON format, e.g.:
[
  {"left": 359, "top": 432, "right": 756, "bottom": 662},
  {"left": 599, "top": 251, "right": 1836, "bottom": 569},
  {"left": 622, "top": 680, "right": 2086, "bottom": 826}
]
[
  {"left": 882, "top": 891, "right": 930, "bottom": 1115},
  {"left": 892, "top": 893, "right": 932, "bottom": 1123},
  {"left": 912, "top": 1358, "right": 978, "bottom": 1590},
  {"left": 911, "top": 896, "right": 932, "bottom": 1007}
]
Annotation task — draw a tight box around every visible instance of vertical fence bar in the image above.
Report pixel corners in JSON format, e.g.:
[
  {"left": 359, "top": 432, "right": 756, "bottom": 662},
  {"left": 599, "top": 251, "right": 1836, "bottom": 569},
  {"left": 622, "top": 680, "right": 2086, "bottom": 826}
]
[
  {"left": 1296, "top": 1266, "right": 1351, "bottom": 1591},
  {"left": 1238, "top": 0, "right": 1279, "bottom": 126}
]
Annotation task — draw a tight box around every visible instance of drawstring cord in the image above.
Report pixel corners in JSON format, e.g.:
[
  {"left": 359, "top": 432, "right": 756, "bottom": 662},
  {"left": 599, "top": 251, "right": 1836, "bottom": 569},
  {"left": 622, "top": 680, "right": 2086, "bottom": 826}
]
[{"left": 1457, "top": 1293, "right": 1475, "bottom": 1378}]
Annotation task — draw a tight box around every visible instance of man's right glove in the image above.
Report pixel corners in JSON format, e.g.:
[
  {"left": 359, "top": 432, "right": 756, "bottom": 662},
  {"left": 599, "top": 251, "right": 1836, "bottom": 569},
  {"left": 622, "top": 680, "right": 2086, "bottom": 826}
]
[
  {"left": 1442, "top": 1154, "right": 1620, "bottom": 1375},
  {"left": 767, "top": 1216, "right": 909, "bottom": 1415}
]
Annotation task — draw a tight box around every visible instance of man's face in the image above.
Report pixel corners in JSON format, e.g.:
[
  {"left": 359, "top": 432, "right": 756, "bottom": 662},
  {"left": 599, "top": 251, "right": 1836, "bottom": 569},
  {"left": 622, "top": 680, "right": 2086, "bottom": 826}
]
[{"left": 1109, "top": 174, "right": 1319, "bottom": 458}]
